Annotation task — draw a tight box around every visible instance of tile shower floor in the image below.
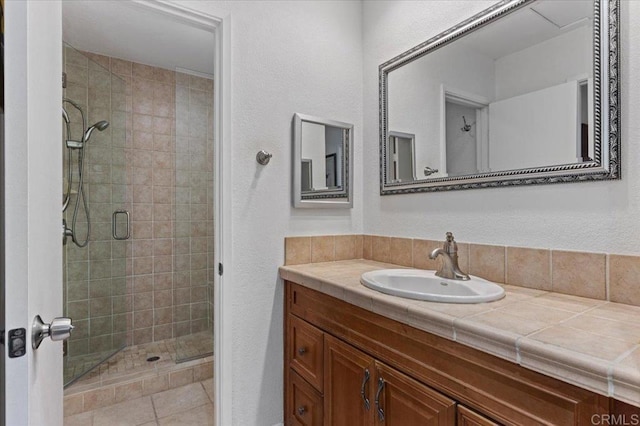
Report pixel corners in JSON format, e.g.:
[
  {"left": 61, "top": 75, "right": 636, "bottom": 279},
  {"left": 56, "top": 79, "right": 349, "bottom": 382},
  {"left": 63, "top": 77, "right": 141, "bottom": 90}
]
[
  {"left": 64, "top": 379, "right": 214, "bottom": 426},
  {"left": 64, "top": 333, "right": 214, "bottom": 425},
  {"left": 66, "top": 331, "right": 214, "bottom": 386}
]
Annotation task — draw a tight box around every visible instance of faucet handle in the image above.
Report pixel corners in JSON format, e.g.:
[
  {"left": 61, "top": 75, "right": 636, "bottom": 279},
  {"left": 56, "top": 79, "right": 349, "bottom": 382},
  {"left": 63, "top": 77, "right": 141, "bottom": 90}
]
[{"left": 443, "top": 232, "right": 458, "bottom": 254}]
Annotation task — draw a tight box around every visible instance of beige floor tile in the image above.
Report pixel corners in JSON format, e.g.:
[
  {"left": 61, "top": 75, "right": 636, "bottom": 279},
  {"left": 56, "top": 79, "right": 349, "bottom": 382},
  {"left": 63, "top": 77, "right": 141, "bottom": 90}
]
[
  {"left": 92, "top": 396, "right": 155, "bottom": 426},
  {"left": 158, "top": 403, "right": 214, "bottom": 426},
  {"left": 152, "top": 382, "right": 210, "bottom": 419},
  {"left": 201, "top": 379, "right": 214, "bottom": 402},
  {"left": 66, "top": 334, "right": 212, "bottom": 389},
  {"left": 64, "top": 411, "right": 94, "bottom": 426},
  {"left": 139, "top": 422, "right": 159, "bottom": 426}
]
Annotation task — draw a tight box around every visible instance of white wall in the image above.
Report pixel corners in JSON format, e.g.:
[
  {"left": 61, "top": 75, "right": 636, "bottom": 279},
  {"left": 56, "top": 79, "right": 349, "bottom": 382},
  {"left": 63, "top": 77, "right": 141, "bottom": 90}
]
[
  {"left": 178, "top": 1, "right": 363, "bottom": 425},
  {"left": 388, "top": 41, "right": 494, "bottom": 177},
  {"left": 325, "top": 125, "right": 343, "bottom": 187},
  {"left": 494, "top": 24, "right": 592, "bottom": 100},
  {"left": 489, "top": 81, "right": 579, "bottom": 170},
  {"left": 363, "top": 0, "right": 640, "bottom": 255},
  {"left": 445, "top": 102, "right": 478, "bottom": 176},
  {"left": 301, "top": 122, "right": 328, "bottom": 190}
]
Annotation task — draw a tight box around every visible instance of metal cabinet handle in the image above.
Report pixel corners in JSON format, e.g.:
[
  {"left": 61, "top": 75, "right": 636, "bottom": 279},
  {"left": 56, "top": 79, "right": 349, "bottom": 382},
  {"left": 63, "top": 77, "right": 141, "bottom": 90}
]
[
  {"left": 298, "top": 347, "right": 307, "bottom": 356},
  {"left": 112, "top": 209, "right": 130, "bottom": 240},
  {"left": 297, "top": 406, "right": 307, "bottom": 416},
  {"left": 375, "top": 377, "right": 385, "bottom": 422},
  {"left": 360, "top": 368, "right": 371, "bottom": 410}
]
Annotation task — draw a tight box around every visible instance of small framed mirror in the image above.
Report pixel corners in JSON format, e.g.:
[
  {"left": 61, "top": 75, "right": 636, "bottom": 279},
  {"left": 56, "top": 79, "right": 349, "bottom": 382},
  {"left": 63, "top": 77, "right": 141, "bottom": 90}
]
[
  {"left": 380, "top": 0, "right": 620, "bottom": 194},
  {"left": 292, "top": 113, "right": 354, "bottom": 208}
]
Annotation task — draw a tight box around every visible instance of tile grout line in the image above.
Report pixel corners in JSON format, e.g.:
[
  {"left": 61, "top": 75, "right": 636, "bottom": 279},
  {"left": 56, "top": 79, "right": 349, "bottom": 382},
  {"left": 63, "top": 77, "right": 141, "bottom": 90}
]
[
  {"left": 503, "top": 246, "right": 508, "bottom": 285},
  {"left": 605, "top": 253, "right": 610, "bottom": 301},
  {"left": 150, "top": 391, "right": 160, "bottom": 422},
  {"left": 608, "top": 344, "right": 640, "bottom": 397}
]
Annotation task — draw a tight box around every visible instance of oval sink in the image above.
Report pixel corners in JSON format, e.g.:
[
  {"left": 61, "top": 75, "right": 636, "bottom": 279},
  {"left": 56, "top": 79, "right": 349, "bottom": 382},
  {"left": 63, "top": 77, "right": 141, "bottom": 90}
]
[{"left": 360, "top": 269, "right": 505, "bottom": 304}]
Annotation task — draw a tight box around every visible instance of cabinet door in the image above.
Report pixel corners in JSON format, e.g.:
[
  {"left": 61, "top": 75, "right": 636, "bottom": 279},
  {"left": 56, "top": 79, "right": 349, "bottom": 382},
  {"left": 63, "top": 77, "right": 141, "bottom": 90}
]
[
  {"left": 288, "top": 370, "right": 323, "bottom": 426},
  {"left": 324, "top": 335, "right": 375, "bottom": 426},
  {"left": 374, "top": 361, "right": 456, "bottom": 426},
  {"left": 457, "top": 405, "right": 500, "bottom": 426}
]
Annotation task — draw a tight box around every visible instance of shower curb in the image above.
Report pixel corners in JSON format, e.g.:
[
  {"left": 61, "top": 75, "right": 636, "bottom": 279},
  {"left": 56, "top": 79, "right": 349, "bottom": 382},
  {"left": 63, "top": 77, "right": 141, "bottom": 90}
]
[{"left": 64, "top": 356, "right": 213, "bottom": 416}]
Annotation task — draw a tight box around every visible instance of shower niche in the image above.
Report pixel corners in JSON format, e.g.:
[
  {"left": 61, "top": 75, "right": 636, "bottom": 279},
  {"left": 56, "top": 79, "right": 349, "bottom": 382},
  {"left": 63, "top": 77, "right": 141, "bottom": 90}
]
[{"left": 62, "top": 41, "right": 215, "bottom": 386}]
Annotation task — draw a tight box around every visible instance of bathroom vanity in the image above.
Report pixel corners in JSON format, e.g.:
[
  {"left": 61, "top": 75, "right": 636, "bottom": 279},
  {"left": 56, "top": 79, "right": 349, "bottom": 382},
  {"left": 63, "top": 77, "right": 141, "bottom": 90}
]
[{"left": 281, "top": 260, "right": 640, "bottom": 425}]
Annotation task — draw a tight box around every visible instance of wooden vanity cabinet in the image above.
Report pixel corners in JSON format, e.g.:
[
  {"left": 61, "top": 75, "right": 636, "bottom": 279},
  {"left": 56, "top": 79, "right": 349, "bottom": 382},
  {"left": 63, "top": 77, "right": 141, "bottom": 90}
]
[
  {"left": 323, "top": 335, "right": 456, "bottom": 425},
  {"left": 457, "top": 405, "right": 500, "bottom": 426},
  {"left": 373, "top": 358, "right": 456, "bottom": 425},
  {"left": 288, "top": 370, "right": 323, "bottom": 425},
  {"left": 284, "top": 281, "right": 611, "bottom": 425},
  {"left": 324, "top": 335, "right": 373, "bottom": 426}
]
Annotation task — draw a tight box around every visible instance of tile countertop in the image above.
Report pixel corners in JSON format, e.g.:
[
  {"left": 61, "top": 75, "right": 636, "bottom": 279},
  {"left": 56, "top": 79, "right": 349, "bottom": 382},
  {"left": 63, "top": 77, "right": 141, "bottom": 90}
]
[{"left": 279, "top": 259, "right": 640, "bottom": 407}]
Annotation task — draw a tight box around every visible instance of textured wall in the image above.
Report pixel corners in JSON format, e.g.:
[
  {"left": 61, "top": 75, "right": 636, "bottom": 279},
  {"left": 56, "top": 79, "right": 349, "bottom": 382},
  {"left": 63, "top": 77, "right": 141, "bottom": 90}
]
[
  {"left": 178, "top": 1, "right": 365, "bottom": 424},
  {"left": 63, "top": 47, "right": 215, "bottom": 364},
  {"left": 63, "top": 46, "right": 129, "bottom": 360},
  {"left": 362, "top": 0, "right": 640, "bottom": 255}
]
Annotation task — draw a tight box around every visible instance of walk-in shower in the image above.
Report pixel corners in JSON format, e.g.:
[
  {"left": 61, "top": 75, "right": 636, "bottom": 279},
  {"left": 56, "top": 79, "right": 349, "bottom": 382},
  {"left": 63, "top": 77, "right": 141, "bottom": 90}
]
[{"left": 62, "top": 43, "right": 214, "bottom": 388}]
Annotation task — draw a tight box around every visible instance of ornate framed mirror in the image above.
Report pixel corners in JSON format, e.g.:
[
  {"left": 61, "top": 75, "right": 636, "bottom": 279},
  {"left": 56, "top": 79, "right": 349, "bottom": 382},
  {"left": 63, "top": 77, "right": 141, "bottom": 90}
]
[
  {"left": 379, "top": 0, "right": 619, "bottom": 194},
  {"left": 293, "top": 113, "right": 354, "bottom": 208}
]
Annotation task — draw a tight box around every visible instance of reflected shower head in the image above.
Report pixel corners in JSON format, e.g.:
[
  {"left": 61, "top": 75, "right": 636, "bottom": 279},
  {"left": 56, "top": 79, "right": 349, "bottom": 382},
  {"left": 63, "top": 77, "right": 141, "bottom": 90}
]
[{"left": 83, "top": 120, "right": 109, "bottom": 142}]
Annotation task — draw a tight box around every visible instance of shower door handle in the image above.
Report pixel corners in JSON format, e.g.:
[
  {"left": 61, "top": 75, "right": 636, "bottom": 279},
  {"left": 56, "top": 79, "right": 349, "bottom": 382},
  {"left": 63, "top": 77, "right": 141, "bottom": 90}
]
[{"left": 112, "top": 209, "right": 131, "bottom": 240}]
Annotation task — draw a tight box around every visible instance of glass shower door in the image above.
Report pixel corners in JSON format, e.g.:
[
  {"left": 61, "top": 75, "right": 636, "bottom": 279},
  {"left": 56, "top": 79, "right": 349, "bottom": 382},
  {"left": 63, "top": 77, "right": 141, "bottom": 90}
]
[
  {"left": 174, "top": 70, "right": 215, "bottom": 362},
  {"left": 63, "top": 43, "right": 130, "bottom": 385}
]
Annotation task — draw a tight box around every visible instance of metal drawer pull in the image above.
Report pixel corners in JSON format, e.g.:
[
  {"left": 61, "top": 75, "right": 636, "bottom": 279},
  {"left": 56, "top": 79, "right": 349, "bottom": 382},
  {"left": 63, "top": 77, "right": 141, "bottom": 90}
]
[
  {"left": 360, "top": 368, "right": 371, "bottom": 410},
  {"left": 297, "top": 406, "right": 307, "bottom": 416},
  {"left": 112, "top": 209, "right": 130, "bottom": 240},
  {"left": 375, "top": 377, "right": 385, "bottom": 422},
  {"left": 298, "top": 347, "right": 307, "bottom": 355}
]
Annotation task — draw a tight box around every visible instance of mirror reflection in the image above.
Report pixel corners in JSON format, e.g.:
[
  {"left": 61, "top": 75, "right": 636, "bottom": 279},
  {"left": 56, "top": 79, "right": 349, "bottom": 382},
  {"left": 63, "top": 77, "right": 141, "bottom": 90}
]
[
  {"left": 293, "top": 113, "right": 353, "bottom": 208},
  {"left": 385, "top": 0, "right": 597, "bottom": 185},
  {"left": 301, "top": 121, "right": 345, "bottom": 192}
]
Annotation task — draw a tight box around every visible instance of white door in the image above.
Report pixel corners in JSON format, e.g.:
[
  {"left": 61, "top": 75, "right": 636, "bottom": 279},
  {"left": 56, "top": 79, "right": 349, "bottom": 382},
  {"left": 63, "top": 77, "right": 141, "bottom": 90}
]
[{"left": 4, "top": 1, "right": 64, "bottom": 425}]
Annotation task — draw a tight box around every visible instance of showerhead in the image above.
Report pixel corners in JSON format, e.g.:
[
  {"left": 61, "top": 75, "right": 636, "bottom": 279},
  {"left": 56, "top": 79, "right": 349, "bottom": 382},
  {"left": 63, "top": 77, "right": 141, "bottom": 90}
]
[{"left": 84, "top": 120, "right": 110, "bottom": 142}]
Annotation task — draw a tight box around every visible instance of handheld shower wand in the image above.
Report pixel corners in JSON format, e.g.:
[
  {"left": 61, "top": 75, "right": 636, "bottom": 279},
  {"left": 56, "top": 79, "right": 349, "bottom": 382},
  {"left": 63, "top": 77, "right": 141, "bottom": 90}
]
[
  {"left": 62, "top": 98, "right": 110, "bottom": 247},
  {"left": 84, "top": 120, "right": 109, "bottom": 142}
]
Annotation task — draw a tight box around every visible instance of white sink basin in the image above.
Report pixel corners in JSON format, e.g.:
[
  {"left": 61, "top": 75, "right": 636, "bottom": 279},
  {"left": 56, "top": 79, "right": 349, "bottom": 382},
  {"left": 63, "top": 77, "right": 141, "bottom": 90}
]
[{"left": 360, "top": 269, "right": 505, "bottom": 304}]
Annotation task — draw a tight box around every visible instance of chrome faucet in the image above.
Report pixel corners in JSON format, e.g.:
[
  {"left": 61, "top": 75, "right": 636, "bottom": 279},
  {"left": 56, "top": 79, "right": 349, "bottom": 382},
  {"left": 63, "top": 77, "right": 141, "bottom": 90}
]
[{"left": 429, "top": 232, "right": 470, "bottom": 281}]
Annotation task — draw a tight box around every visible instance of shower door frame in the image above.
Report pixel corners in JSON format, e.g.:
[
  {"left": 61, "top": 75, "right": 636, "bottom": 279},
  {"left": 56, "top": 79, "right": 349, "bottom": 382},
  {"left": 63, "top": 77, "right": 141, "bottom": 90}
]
[{"left": 130, "top": 3, "right": 233, "bottom": 426}]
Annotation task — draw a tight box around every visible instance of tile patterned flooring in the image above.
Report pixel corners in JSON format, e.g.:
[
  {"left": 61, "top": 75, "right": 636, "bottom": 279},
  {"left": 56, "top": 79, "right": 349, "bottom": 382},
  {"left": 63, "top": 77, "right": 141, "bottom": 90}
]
[
  {"left": 66, "top": 331, "right": 213, "bottom": 387},
  {"left": 64, "top": 379, "right": 214, "bottom": 425},
  {"left": 65, "top": 334, "right": 214, "bottom": 425}
]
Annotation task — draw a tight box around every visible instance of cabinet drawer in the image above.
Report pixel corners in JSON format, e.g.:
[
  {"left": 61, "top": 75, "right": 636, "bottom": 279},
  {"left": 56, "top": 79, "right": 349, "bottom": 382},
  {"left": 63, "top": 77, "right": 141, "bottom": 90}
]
[
  {"left": 457, "top": 405, "right": 500, "bottom": 426},
  {"left": 288, "top": 370, "right": 323, "bottom": 426},
  {"left": 288, "top": 315, "right": 324, "bottom": 391}
]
